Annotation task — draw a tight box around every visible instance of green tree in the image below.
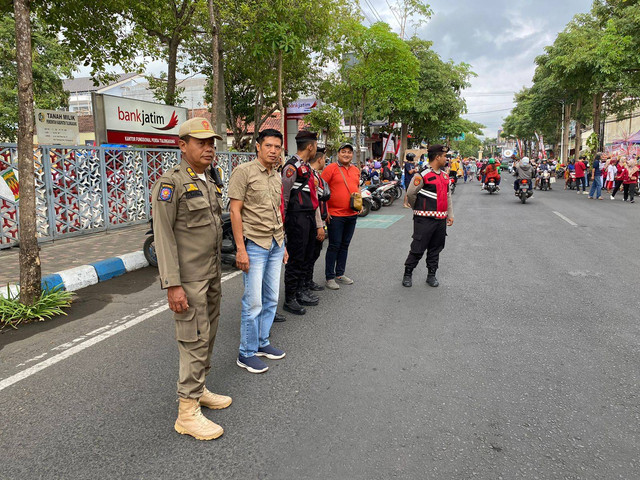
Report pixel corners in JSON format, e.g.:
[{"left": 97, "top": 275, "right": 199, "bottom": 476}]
[
  {"left": 305, "top": 104, "right": 345, "bottom": 155},
  {"left": 451, "top": 133, "right": 481, "bottom": 158},
  {"left": 0, "top": 14, "right": 75, "bottom": 141},
  {"left": 331, "top": 21, "right": 419, "bottom": 164}
]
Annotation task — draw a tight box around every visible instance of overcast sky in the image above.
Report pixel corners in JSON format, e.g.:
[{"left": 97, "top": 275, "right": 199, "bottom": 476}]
[{"left": 366, "top": 0, "right": 593, "bottom": 137}]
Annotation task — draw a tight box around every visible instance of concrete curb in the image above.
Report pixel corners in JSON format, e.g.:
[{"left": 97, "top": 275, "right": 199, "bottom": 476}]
[{"left": 1, "top": 251, "right": 149, "bottom": 299}]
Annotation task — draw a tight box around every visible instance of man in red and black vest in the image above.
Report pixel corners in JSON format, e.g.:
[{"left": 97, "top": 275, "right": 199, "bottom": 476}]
[
  {"left": 305, "top": 147, "right": 330, "bottom": 292},
  {"left": 281, "top": 130, "right": 325, "bottom": 314},
  {"left": 402, "top": 144, "right": 455, "bottom": 288}
]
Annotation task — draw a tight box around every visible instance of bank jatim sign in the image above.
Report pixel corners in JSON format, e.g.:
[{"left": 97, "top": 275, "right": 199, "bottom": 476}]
[{"left": 93, "top": 93, "right": 188, "bottom": 147}]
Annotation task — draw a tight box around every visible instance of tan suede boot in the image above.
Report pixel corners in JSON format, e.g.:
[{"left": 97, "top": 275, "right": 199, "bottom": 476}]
[
  {"left": 199, "top": 387, "right": 232, "bottom": 410},
  {"left": 174, "top": 398, "right": 223, "bottom": 440}
]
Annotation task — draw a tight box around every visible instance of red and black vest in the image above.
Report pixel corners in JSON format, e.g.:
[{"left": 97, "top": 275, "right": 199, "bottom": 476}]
[
  {"left": 312, "top": 168, "right": 330, "bottom": 221},
  {"left": 414, "top": 167, "right": 449, "bottom": 219},
  {"left": 285, "top": 155, "right": 319, "bottom": 213}
]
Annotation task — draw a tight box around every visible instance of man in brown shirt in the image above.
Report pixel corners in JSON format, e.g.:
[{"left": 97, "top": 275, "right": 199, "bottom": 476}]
[
  {"left": 228, "top": 129, "right": 287, "bottom": 374},
  {"left": 152, "top": 117, "right": 231, "bottom": 441}
]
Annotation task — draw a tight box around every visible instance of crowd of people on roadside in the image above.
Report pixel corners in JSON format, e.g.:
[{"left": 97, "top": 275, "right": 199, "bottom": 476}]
[{"left": 563, "top": 153, "right": 639, "bottom": 202}]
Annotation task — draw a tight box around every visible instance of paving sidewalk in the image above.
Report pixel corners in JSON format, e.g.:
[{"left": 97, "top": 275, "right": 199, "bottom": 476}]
[{"left": 0, "top": 224, "right": 150, "bottom": 287}]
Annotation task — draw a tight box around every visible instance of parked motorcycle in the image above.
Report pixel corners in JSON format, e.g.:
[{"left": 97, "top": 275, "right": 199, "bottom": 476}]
[
  {"left": 374, "top": 181, "right": 398, "bottom": 207},
  {"left": 358, "top": 188, "right": 373, "bottom": 217},
  {"left": 144, "top": 213, "right": 237, "bottom": 268},
  {"left": 517, "top": 179, "right": 533, "bottom": 204}
]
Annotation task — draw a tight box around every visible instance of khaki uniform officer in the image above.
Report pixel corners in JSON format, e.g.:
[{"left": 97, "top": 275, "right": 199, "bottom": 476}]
[{"left": 151, "top": 117, "right": 231, "bottom": 441}]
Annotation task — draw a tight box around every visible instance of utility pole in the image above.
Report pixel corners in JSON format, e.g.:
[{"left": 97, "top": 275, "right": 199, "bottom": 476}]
[{"left": 560, "top": 100, "right": 565, "bottom": 164}]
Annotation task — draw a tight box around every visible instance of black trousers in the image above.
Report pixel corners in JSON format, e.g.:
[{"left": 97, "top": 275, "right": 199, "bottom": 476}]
[
  {"left": 305, "top": 238, "right": 324, "bottom": 284},
  {"left": 284, "top": 211, "right": 316, "bottom": 297},
  {"left": 623, "top": 183, "right": 636, "bottom": 201},
  {"left": 576, "top": 176, "right": 586, "bottom": 191},
  {"left": 612, "top": 180, "right": 623, "bottom": 197},
  {"left": 404, "top": 217, "right": 447, "bottom": 272}
]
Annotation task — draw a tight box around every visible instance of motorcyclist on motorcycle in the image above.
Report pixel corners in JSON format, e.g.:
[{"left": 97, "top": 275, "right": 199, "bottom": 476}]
[
  {"left": 381, "top": 160, "right": 395, "bottom": 182},
  {"left": 483, "top": 158, "right": 501, "bottom": 190},
  {"left": 535, "top": 159, "right": 552, "bottom": 190},
  {"left": 514, "top": 157, "right": 534, "bottom": 196}
]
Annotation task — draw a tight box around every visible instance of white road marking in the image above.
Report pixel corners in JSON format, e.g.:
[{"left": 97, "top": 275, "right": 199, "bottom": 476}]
[
  {"left": 0, "top": 270, "right": 243, "bottom": 393},
  {"left": 553, "top": 211, "right": 578, "bottom": 227}
]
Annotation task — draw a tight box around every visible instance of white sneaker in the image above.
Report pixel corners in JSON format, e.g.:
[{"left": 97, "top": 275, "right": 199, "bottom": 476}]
[
  {"left": 325, "top": 279, "right": 340, "bottom": 290},
  {"left": 583, "top": 191, "right": 589, "bottom": 195},
  {"left": 610, "top": 195, "right": 615, "bottom": 200},
  {"left": 335, "top": 275, "right": 354, "bottom": 285}
]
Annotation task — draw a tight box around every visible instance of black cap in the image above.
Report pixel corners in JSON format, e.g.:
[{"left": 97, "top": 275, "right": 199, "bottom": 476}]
[
  {"left": 295, "top": 130, "right": 318, "bottom": 141},
  {"left": 428, "top": 144, "right": 449, "bottom": 156},
  {"left": 338, "top": 142, "right": 354, "bottom": 151}
]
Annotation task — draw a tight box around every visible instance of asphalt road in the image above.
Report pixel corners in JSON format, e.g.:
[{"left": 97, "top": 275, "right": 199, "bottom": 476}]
[{"left": 1, "top": 178, "right": 639, "bottom": 479}]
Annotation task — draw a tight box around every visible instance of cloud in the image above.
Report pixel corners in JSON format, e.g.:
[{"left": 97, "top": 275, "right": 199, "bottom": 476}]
[{"left": 369, "top": 0, "right": 593, "bottom": 136}]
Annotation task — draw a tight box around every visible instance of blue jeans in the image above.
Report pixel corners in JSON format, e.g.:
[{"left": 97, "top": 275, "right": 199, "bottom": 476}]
[
  {"left": 325, "top": 215, "right": 357, "bottom": 280},
  {"left": 589, "top": 175, "right": 602, "bottom": 198},
  {"left": 239, "top": 239, "right": 285, "bottom": 357}
]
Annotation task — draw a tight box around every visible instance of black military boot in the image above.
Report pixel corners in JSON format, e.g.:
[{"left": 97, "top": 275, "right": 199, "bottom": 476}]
[
  {"left": 283, "top": 295, "right": 306, "bottom": 315},
  {"left": 300, "top": 285, "right": 319, "bottom": 302},
  {"left": 274, "top": 312, "right": 286, "bottom": 322},
  {"left": 426, "top": 269, "right": 439, "bottom": 287},
  {"left": 402, "top": 267, "right": 413, "bottom": 287},
  {"left": 307, "top": 280, "right": 325, "bottom": 292},
  {"left": 297, "top": 290, "right": 319, "bottom": 306}
]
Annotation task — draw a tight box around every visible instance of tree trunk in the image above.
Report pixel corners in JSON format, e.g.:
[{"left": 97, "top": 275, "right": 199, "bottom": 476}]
[
  {"left": 166, "top": 37, "right": 179, "bottom": 105},
  {"left": 14, "top": 0, "right": 42, "bottom": 305},
  {"left": 356, "top": 92, "right": 366, "bottom": 167},
  {"left": 592, "top": 92, "right": 603, "bottom": 148},
  {"left": 574, "top": 97, "right": 582, "bottom": 162},
  {"left": 562, "top": 102, "right": 572, "bottom": 165},
  {"left": 400, "top": 122, "right": 408, "bottom": 167},
  {"left": 207, "top": 0, "right": 218, "bottom": 127},
  {"left": 251, "top": 86, "right": 264, "bottom": 150},
  {"left": 278, "top": 49, "right": 284, "bottom": 162},
  {"left": 215, "top": 43, "right": 228, "bottom": 151}
]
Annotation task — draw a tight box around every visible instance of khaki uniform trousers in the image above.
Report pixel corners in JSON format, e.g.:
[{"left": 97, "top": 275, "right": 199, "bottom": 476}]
[{"left": 174, "top": 265, "right": 221, "bottom": 399}]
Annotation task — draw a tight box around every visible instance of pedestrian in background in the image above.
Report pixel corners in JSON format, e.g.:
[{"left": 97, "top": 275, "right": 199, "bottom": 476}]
[
  {"left": 611, "top": 157, "right": 626, "bottom": 200},
  {"left": 605, "top": 158, "right": 617, "bottom": 192},
  {"left": 575, "top": 156, "right": 587, "bottom": 194},
  {"left": 228, "top": 129, "right": 287, "bottom": 374},
  {"left": 403, "top": 152, "right": 418, "bottom": 208},
  {"left": 152, "top": 118, "right": 230, "bottom": 441},
  {"left": 306, "top": 147, "right": 330, "bottom": 292},
  {"left": 622, "top": 159, "right": 638, "bottom": 203},
  {"left": 588, "top": 153, "right": 603, "bottom": 200},
  {"left": 322, "top": 143, "right": 360, "bottom": 290}
]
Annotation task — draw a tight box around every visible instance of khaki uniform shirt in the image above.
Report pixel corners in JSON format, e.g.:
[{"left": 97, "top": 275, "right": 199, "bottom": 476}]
[
  {"left": 151, "top": 161, "right": 223, "bottom": 288},
  {"left": 227, "top": 159, "right": 285, "bottom": 250}
]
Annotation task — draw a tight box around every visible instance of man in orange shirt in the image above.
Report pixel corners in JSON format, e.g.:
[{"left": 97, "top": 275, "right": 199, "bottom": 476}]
[{"left": 321, "top": 143, "right": 361, "bottom": 290}]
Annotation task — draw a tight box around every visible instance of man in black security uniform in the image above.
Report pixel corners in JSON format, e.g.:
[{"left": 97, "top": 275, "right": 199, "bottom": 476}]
[
  {"left": 402, "top": 144, "right": 454, "bottom": 288},
  {"left": 281, "top": 131, "right": 325, "bottom": 315},
  {"left": 305, "top": 147, "right": 330, "bottom": 291}
]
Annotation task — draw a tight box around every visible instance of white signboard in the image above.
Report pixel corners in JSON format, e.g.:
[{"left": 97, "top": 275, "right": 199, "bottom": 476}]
[
  {"left": 287, "top": 99, "right": 318, "bottom": 115},
  {"left": 35, "top": 109, "right": 79, "bottom": 145},
  {"left": 94, "top": 94, "right": 188, "bottom": 147}
]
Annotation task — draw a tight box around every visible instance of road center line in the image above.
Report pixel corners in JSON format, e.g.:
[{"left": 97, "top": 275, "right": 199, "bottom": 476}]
[
  {"left": 0, "top": 270, "right": 243, "bottom": 393},
  {"left": 553, "top": 211, "right": 578, "bottom": 227}
]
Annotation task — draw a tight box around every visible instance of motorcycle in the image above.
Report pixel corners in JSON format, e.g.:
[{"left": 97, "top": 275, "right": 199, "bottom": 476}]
[
  {"left": 517, "top": 179, "right": 533, "bottom": 204},
  {"left": 358, "top": 188, "right": 373, "bottom": 217},
  {"left": 449, "top": 175, "right": 457, "bottom": 195},
  {"left": 567, "top": 170, "right": 576, "bottom": 190},
  {"left": 144, "top": 213, "right": 237, "bottom": 268},
  {"left": 539, "top": 170, "right": 551, "bottom": 191},
  {"left": 484, "top": 179, "right": 499, "bottom": 194},
  {"left": 373, "top": 181, "right": 397, "bottom": 207}
]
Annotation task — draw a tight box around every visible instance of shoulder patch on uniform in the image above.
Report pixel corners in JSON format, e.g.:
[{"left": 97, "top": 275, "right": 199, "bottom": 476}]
[
  {"left": 158, "top": 183, "right": 174, "bottom": 202},
  {"left": 186, "top": 167, "right": 198, "bottom": 179},
  {"left": 413, "top": 176, "right": 421, "bottom": 186},
  {"left": 184, "top": 182, "right": 200, "bottom": 193},
  {"left": 286, "top": 165, "right": 296, "bottom": 178}
]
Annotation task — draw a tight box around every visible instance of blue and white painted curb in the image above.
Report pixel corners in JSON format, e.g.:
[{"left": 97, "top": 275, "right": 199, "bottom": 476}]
[{"left": 1, "top": 251, "right": 149, "bottom": 299}]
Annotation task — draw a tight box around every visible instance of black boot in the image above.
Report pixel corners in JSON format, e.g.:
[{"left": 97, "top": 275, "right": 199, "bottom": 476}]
[
  {"left": 307, "top": 280, "right": 325, "bottom": 291},
  {"left": 300, "top": 287, "right": 319, "bottom": 302},
  {"left": 274, "top": 312, "right": 286, "bottom": 322},
  {"left": 402, "top": 267, "right": 413, "bottom": 287},
  {"left": 283, "top": 296, "right": 306, "bottom": 315},
  {"left": 426, "top": 269, "right": 439, "bottom": 287},
  {"left": 297, "top": 290, "right": 319, "bottom": 306}
]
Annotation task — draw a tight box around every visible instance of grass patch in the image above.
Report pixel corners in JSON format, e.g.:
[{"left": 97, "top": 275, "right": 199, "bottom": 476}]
[{"left": 1, "top": 286, "right": 74, "bottom": 330}]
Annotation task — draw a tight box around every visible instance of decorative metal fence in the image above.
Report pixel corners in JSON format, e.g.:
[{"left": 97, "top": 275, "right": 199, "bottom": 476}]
[{"left": 0, "top": 144, "right": 255, "bottom": 247}]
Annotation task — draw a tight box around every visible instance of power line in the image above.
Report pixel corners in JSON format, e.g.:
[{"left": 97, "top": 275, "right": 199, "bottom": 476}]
[
  {"left": 384, "top": 0, "right": 403, "bottom": 30},
  {"left": 464, "top": 107, "right": 514, "bottom": 115},
  {"left": 363, "top": 0, "right": 384, "bottom": 23},
  {"left": 358, "top": 3, "right": 374, "bottom": 25}
]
